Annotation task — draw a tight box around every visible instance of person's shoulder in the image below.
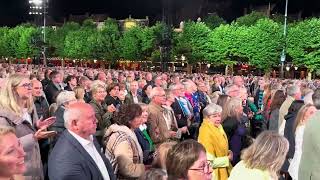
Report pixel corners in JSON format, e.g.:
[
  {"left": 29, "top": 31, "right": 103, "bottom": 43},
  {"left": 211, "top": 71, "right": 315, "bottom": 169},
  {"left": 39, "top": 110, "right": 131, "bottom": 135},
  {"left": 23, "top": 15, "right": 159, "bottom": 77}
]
[{"left": 306, "top": 111, "right": 320, "bottom": 128}]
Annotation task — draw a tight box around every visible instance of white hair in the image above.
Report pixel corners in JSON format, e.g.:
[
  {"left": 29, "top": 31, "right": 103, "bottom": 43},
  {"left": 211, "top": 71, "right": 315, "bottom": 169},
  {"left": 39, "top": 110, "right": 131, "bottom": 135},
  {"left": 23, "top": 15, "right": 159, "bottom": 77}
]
[
  {"left": 287, "top": 85, "right": 300, "bottom": 97},
  {"left": 56, "top": 91, "right": 76, "bottom": 106},
  {"left": 203, "top": 103, "right": 222, "bottom": 118},
  {"left": 64, "top": 107, "right": 82, "bottom": 129},
  {"left": 90, "top": 80, "right": 106, "bottom": 91}
]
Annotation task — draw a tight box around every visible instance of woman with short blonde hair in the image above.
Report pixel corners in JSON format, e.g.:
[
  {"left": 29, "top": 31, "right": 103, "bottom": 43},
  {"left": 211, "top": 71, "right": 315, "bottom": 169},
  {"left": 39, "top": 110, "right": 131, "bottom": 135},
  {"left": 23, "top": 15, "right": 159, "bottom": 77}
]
[
  {"left": 229, "top": 131, "right": 289, "bottom": 180},
  {"left": 0, "top": 125, "right": 26, "bottom": 180}
]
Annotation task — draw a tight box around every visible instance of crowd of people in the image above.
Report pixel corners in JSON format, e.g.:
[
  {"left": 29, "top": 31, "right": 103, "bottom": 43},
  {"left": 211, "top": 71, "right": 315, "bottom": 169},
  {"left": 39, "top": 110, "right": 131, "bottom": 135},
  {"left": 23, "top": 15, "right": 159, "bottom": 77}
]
[{"left": 0, "top": 63, "right": 320, "bottom": 180}]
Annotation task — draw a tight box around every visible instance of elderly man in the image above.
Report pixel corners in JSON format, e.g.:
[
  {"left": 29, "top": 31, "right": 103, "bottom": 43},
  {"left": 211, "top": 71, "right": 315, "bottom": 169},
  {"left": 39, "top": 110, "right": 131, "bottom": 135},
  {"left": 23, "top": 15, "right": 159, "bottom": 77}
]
[
  {"left": 278, "top": 85, "right": 301, "bottom": 135},
  {"left": 170, "top": 83, "right": 192, "bottom": 139},
  {"left": 48, "top": 102, "right": 116, "bottom": 180},
  {"left": 225, "top": 84, "right": 240, "bottom": 98},
  {"left": 148, "top": 87, "right": 176, "bottom": 146}
]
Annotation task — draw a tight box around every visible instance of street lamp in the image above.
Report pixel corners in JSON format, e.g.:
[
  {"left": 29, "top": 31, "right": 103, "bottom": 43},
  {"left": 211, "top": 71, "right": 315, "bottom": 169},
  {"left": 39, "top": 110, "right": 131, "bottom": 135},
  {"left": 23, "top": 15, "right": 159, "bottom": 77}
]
[
  {"left": 286, "top": 66, "right": 290, "bottom": 71},
  {"left": 29, "top": 0, "right": 48, "bottom": 67},
  {"left": 280, "top": 0, "right": 288, "bottom": 78}
]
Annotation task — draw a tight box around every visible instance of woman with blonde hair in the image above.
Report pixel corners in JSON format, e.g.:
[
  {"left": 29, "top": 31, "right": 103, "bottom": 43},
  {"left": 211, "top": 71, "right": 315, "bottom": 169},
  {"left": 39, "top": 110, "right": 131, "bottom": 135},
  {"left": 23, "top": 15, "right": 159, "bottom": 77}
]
[
  {"left": 0, "top": 74, "right": 55, "bottom": 180},
  {"left": 73, "top": 86, "right": 85, "bottom": 103},
  {"left": 198, "top": 103, "right": 233, "bottom": 180},
  {"left": 152, "top": 141, "right": 177, "bottom": 172},
  {"left": 288, "top": 104, "right": 317, "bottom": 180},
  {"left": 229, "top": 131, "right": 289, "bottom": 180},
  {"left": 222, "top": 97, "right": 247, "bottom": 166},
  {"left": 0, "top": 126, "right": 26, "bottom": 180}
]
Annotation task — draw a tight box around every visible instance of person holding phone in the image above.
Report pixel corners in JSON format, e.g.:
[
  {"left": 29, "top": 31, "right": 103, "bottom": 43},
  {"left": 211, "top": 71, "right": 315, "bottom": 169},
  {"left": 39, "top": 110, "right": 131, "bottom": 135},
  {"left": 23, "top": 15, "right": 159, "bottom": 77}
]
[{"left": 0, "top": 74, "right": 56, "bottom": 180}]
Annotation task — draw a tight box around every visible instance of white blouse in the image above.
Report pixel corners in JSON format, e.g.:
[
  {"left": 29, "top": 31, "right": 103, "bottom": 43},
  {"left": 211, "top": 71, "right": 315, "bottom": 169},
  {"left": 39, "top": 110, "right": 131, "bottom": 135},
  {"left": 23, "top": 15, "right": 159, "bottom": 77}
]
[{"left": 288, "top": 125, "right": 305, "bottom": 180}]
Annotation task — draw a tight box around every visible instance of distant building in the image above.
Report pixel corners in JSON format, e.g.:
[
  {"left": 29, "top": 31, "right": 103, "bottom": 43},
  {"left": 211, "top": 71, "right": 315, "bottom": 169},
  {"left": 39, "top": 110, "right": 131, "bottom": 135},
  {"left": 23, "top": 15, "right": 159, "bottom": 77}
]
[{"left": 117, "top": 15, "right": 149, "bottom": 31}]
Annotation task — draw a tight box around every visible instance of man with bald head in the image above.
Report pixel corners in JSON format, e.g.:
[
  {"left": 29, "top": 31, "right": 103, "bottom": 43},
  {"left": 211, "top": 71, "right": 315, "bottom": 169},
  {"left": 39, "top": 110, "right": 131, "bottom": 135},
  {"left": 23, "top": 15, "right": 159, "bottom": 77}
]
[{"left": 48, "top": 102, "right": 116, "bottom": 180}]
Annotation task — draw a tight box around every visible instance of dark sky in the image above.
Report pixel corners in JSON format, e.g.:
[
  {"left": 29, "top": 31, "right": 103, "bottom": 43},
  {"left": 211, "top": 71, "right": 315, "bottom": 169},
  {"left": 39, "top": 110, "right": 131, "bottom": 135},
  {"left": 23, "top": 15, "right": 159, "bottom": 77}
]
[{"left": 0, "top": 0, "right": 320, "bottom": 27}]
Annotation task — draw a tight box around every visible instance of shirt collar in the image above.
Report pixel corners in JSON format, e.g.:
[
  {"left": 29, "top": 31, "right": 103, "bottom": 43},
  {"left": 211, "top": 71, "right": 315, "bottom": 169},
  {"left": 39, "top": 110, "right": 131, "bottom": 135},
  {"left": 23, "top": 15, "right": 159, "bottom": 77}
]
[{"left": 68, "top": 129, "right": 94, "bottom": 147}]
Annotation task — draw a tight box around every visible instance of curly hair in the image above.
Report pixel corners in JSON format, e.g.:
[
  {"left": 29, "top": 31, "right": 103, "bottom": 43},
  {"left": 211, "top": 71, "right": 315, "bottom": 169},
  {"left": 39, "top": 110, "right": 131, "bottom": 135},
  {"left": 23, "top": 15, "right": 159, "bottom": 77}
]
[{"left": 113, "top": 104, "right": 142, "bottom": 128}]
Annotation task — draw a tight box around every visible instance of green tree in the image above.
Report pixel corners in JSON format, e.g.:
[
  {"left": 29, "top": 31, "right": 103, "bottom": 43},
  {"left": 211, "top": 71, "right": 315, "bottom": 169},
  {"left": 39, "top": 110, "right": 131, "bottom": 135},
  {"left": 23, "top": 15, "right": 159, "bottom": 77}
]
[
  {"left": 47, "top": 22, "right": 80, "bottom": 58},
  {"left": 205, "top": 24, "right": 240, "bottom": 66},
  {"left": 235, "top": 11, "right": 267, "bottom": 26},
  {"left": 118, "top": 26, "right": 144, "bottom": 60},
  {"left": 99, "top": 18, "right": 121, "bottom": 61},
  {"left": 6, "top": 25, "right": 41, "bottom": 59},
  {"left": 203, "top": 14, "right": 227, "bottom": 30},
  {"left": 174, "top": 21, "right": 211, "bottom": 64},
  {"left": 0, "top": 27, "right": 10, "bottom": 57},
  {"left": 244, "top": 19, "right": 283, "bottom": 72},
  {"left": 288, "top": 18, "right": 320, "bottom": 73}
]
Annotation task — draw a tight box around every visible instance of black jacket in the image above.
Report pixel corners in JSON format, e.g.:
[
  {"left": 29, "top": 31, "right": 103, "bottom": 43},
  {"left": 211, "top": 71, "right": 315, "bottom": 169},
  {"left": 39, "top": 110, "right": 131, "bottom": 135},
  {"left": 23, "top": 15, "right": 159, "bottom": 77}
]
[
  {"left": 282, "top": 112, "right": 297, "bottom": 171},
  {"left": 48, "top": 130, "right": 116, "bottom": 180},
  {"left": 44, "top": 81, "right": 60, "bottom": 105}
]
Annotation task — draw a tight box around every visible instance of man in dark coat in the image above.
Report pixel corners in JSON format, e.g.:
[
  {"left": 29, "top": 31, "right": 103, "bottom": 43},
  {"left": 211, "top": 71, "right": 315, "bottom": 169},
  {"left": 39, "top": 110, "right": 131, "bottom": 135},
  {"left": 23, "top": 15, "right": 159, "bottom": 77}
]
[
  {"left": 44, "top": 71, "right": 63, "bottom": 105},
  {"left": 48, "top": 102, "right": 116, "bottom": 180}
]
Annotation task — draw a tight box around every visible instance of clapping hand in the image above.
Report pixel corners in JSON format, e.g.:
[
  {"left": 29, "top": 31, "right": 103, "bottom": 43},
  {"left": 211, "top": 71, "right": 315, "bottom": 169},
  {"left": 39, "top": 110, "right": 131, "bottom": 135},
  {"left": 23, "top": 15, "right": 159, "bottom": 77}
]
[
  {"left": 36, "top": 116, "right": 56, "bottom": 129},
  {"left": 34, "top": 127, "right": 57, "bottom": 140}
]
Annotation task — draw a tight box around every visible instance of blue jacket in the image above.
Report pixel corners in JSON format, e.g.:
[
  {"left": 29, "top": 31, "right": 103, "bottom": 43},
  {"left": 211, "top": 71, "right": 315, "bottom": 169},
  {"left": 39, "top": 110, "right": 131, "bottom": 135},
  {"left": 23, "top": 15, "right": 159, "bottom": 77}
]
[{"left": 48, "top": 130, "right": 116, "bottom": 180}]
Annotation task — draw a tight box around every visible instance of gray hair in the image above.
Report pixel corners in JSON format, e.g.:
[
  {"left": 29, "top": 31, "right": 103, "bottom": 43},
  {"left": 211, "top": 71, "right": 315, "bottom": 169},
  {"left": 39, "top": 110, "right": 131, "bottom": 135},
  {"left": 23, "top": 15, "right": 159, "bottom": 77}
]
[
  {"left": 64, "top": 107, "right": 82, "bottom": 129},
  {"left": 168, "top": 83, "right": 179, "bottom": 91},
  {"left": 56, "top": 91, "right": 76, "bottom": 106},
  {"left": 150, "top": 87, "right": 164, "bottom": 99},
  {"left": 203, "top": 103, "right": 222, "bottom": 118},
  {"left": 224, "top": 84, "right": 238, "bottom": 96},
  {"left": 287, "top": 85, "right": 300, "bottom": 97}
]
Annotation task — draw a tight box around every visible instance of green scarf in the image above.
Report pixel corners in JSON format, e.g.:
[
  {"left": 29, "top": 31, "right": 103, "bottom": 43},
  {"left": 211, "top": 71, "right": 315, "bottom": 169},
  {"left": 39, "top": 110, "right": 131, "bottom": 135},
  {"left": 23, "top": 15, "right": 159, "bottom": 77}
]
[{"left": 142, "top": 129, "right": 154, "bottom": 151}]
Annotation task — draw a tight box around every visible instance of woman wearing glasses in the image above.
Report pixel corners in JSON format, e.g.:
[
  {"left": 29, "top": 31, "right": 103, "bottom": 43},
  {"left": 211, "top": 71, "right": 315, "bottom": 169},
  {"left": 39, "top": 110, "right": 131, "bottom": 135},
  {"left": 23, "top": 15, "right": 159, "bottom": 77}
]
[
  {"left": 166, "top": 139, "right": 212, "bottom": 180},
  {"left": 0, "top": 74, "right": 56, "bottom": 180},
  {"left": 198, "top": 103, "right": 233, "bottom": 180}
]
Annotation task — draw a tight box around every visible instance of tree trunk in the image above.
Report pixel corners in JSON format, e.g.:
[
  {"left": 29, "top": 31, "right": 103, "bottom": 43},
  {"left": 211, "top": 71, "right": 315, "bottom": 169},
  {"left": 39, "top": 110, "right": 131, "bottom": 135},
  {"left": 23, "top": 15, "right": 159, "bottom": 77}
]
[
  {"left": 307, "top": 71, "right": 312, "bottom": 80},
  {"left": 225, "top": 65, "right": 228, "bottom": 75}
]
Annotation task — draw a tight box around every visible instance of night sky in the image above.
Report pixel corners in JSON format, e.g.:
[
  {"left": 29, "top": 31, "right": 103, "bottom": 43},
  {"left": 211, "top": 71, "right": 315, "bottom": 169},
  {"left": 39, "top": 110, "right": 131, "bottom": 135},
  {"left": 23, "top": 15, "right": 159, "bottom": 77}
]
[{"left": 0, "top": 0, "right": 320, "bottom": 27}]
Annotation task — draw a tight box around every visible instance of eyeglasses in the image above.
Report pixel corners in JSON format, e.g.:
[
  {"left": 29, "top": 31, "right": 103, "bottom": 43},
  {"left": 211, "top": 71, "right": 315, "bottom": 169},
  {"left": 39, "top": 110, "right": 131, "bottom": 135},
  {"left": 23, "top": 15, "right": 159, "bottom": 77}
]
[
  {"left": 18, "top": 83, "right": 32, "bottom": 89},
  {"left": 189, "top": 161, "right": 212, "bottom": 174},
  {"left": 155, "top": 94, "right": 166, "bottom": 98}
]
